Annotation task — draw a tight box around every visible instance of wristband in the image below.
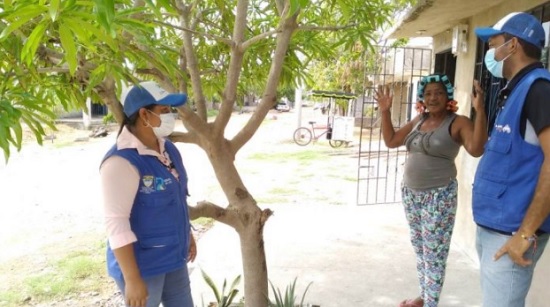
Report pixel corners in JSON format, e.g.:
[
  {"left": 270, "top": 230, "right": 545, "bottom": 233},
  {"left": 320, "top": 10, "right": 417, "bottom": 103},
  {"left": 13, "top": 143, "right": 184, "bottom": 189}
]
[{"left": 520, "top": 233, "right": 538, "bottom": 253}]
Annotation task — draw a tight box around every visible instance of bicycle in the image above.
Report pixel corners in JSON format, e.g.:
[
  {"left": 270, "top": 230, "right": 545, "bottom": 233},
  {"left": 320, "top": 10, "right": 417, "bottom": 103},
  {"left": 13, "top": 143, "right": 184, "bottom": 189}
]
[{"left": 293, "top": 121, "right": 344, "bottom": 148}]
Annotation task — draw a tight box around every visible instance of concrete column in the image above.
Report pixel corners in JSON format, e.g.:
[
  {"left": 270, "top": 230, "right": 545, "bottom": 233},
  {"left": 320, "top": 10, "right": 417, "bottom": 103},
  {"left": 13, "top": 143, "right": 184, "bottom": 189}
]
[
  {"left": 295, "top": 87, "right": 302, "bottom": 129},
  {"left": 82, "top": 97, "right": 92, "bottom": 129}
]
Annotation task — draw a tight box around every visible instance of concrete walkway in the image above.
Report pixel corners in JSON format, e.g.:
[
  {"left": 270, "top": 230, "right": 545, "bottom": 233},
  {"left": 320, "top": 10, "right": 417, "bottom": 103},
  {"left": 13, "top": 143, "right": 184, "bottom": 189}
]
[{"left": 188, "top": 203, "right": 482, "bottom": 307}]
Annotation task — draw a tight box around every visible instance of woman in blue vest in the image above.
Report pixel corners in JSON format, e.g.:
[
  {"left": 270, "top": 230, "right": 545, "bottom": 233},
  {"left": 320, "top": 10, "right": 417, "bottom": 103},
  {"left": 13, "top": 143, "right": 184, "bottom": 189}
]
[
  {"left": 100, "top": 81, "right": 195, "bottom": 307},
  {"left": 375, "top": 75, "right": 487, "bottom": 307}
]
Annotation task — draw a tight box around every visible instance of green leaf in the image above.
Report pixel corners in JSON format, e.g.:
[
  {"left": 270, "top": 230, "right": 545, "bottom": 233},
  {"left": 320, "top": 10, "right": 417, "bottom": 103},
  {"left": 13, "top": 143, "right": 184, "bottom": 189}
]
[
  {"left": 93, "top": 0, "right": 115, "bottom": 38},
  {"left": 0, "top": 5, "right": 48, "bottom": 41},
  {"left": 49, "top": 0, "right": 61, "bottom": 21},
  {"left": 21, "top": 20, "right": 48, "bottom": 66},
  {"left": 0, "top": 125, "right": 12, "bottom": 162},
  {"left": 200, "top": 269, "right": 221, "bottom": 302},
  {"left": 71, "top": 17, "right": 117, "bottom": 51},
  {"left": 11, "top": 123, "right": 23, "bottom": 151},
  {"left": 62, "top": 17, "right": 93, "bottom": 50},
  {"left": 87, "top": 63, "right": 107, "bottom": 89},
  {"left": 289, "top": 0, "right": 302, "bottom": 16},
  {"left": 63, "top": 0, "right": 77, "bottom": 9},
  {"left": 58, "top": 23, "right": 78, "bottom": 75},
  {"left": 4, "top": 0, "right": 13, "bottom": 9}
]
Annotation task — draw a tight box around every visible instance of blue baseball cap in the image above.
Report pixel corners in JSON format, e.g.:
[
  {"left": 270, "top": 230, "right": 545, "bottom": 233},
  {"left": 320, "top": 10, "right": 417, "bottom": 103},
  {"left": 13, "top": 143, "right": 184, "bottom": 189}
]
[
  {"left": 121, "top": 81, "right": 187, "bottom": 117},
  {"left": 475, "top": 12, "right": 545, "bottom": 49}
]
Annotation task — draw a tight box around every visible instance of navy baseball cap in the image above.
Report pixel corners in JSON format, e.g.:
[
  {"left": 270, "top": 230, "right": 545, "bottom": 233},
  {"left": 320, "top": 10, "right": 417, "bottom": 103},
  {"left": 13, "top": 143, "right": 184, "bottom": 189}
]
[
  {"left": 121, "top": 81, "right": 187, "bottom": 117},
  {"left": 475, "top": 12, "right": 545, "bottom": 49}
]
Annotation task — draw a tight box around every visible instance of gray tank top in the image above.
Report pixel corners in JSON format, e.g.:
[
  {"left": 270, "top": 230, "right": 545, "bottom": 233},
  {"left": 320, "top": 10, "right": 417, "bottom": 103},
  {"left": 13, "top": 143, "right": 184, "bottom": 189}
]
[{"left": 403, "top": 113, "right": 460, "bottom": 190}]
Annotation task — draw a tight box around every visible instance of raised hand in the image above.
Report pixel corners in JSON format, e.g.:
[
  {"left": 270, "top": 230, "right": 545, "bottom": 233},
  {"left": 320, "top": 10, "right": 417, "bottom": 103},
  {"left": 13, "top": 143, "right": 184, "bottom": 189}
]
[
  {"left": 374, "top": 85, "right": 392, "bottom": 112},
  {"left": 472, "top": 80, "right": 485, "bottom": 113}
]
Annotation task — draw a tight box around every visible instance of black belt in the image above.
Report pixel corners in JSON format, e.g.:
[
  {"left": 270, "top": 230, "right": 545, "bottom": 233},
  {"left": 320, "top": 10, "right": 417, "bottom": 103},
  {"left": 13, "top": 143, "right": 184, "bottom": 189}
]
[{"left": 478, "top": 225, "right": 546, "bottom": 236}]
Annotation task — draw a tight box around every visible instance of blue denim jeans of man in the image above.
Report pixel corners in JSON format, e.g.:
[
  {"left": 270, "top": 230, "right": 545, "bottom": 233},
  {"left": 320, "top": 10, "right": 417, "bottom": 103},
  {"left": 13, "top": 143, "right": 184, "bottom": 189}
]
[
  {"left": 114, "top": 266, "right": 193, "bottom": 307},
  {"left": 476, "top": 226, "right": 549, "bottom": 307}
]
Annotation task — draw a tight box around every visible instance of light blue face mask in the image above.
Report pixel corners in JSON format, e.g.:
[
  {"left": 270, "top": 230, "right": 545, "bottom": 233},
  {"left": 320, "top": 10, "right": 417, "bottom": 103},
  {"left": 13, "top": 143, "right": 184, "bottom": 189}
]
[{"left": 484, "top": 40, "right": 513, "bottom": 78}]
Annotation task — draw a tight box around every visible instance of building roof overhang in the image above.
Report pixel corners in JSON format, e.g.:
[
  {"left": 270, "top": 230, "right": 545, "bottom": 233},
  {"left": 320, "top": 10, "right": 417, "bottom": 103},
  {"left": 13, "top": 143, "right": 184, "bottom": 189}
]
[{"left": 387, "top": 0, "right": 505, "bottom": 39}]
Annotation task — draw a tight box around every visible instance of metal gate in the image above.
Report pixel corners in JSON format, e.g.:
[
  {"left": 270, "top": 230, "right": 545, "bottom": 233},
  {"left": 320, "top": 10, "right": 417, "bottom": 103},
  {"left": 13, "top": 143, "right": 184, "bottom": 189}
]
[{"left": 356, "top": 47, "right": 433, "bottom": 205}]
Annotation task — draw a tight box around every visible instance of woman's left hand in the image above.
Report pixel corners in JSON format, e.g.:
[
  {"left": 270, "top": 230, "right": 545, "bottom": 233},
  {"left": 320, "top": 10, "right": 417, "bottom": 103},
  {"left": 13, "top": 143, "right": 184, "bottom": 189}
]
[
  {"left": 472, "top": 80, "right": 485, "bottom": 112},
  {"left": 188, "top": 233, "right": 197, "bottom": 262}
]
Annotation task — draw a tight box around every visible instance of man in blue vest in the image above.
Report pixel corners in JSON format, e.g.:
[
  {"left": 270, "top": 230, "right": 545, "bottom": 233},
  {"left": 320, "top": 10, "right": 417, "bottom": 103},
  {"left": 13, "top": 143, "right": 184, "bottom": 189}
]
[{"left": 474, "top": 12, "right": 550, "bottom": 306}]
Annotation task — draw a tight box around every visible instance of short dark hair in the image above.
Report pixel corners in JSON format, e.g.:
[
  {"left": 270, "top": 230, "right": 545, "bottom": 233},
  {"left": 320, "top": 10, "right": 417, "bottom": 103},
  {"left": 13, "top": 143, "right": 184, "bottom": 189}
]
[{"left": 503, "top": 33, "right": 542, "bottom": 60}]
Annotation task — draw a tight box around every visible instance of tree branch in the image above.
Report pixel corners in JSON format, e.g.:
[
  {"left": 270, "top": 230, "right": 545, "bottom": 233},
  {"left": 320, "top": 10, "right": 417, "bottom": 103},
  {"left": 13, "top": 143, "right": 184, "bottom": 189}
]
[
  {"left": 153, "top": 20, "right": 234, "bottom": 46},
  {"left": 174, "top": 105, "right": 212, "bottom": 139},
  {"left": 135, "top": 67, "right": 165, "bottom": 79},
  {"left": 36, "top": 67, "right": 70, "bottom": 74},
  {"left": 213, "top": 0, "right": 249, "bottom": 137},
  {"left": 231, "top": 10, "right": 299, "bottom": 151},
  {"left": 189, "top": 201, "right": 239, "bottom": 228},
  {"left": 96, "top": 77, "right": 125, "bottom": 124},
  {"left": 275, "top": 0, "right": 284, "bottom": 14},
  {"left": 179, "top": 6, "right": 210, "bottom": 122},
  {"left": 37, "top": 45, "right": 64, "bottom": 65},
  {"left": 241, "top": 29, "right": 281, "bottom": 50}
]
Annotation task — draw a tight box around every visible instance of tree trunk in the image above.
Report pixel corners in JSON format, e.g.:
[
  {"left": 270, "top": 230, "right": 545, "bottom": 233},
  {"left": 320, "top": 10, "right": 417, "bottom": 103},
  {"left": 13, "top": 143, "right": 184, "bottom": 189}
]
[
  {"left": 204, "top": 138, "right": 270, "bottom": 306},
  {"left": 174, "top": 2, "right": 297, "bottom": 305},
  {"left": 238, "top": 210, "right": 268, "bottom": 306}
]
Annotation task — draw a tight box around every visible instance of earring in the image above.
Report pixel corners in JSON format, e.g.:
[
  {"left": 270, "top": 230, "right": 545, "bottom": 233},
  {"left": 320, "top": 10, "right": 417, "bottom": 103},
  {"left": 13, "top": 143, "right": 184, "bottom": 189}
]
[
  {"left": 446, "top": 100, "right": 458, "bottom": 112},
  {"left": 415, "top": 101, "right": 426, "bottom": 114}
]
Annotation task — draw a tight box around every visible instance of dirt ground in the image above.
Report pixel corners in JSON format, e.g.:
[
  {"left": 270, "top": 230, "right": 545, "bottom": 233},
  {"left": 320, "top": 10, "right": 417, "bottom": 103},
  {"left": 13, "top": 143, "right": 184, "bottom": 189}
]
[{"left": 0, "top": 107, "right": 361, "bottom": 306}]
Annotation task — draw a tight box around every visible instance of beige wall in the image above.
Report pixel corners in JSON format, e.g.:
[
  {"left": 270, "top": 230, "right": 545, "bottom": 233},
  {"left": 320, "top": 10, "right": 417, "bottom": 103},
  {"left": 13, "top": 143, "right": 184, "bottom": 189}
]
[{"left": 431, "top": 0, "right": 549, "bottom": 305}]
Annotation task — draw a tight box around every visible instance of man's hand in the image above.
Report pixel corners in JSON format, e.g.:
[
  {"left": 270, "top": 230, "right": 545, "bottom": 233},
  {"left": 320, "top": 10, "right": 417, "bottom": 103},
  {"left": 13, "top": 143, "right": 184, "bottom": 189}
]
[{"left": 493, "top": 233, "right": 533, "bottom": 266}]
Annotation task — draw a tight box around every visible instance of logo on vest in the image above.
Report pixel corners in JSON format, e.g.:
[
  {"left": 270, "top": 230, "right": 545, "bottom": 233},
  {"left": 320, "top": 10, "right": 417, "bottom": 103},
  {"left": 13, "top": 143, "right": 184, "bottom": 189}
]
[
  {"left": 141, "top": 175, "right": 173, "bottom": 193},
  {"left": 142, "top": 176, "right": 153, "bottom": 187},
  {"left": 494, "top": 124, "right": 511, "bottom": 134},
  {"left": 155, "top": 177, "right": 166, "bottom": 191}
]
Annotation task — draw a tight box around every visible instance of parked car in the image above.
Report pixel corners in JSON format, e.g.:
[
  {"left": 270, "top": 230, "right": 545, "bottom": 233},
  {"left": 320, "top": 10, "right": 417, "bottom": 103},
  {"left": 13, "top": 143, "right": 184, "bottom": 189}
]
[{"left": 276, "top": 101, "right": 290, "bottom": 112}]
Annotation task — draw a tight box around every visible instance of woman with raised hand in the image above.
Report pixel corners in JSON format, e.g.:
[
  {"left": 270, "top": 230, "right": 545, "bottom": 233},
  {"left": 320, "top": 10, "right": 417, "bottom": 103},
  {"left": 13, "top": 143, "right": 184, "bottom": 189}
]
[{"left": 375, "top": 74, "right": 487, "bottom": 307}]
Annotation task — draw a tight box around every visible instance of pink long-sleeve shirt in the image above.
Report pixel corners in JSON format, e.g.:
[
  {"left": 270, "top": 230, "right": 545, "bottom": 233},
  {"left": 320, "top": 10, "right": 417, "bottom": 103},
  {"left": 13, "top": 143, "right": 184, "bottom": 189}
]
[{"left": 100, "top": 127, "right": 176, "bottom": 249}]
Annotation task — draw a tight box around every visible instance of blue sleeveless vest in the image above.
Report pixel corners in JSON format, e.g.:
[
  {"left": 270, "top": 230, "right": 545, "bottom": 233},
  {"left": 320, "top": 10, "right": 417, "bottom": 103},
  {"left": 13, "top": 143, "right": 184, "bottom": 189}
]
[
  {"left": 473, "top": 68, "right": 550, "bottom": 233},
  {"left": 102, "top": 140, "right": 190, "bottom": 279}
]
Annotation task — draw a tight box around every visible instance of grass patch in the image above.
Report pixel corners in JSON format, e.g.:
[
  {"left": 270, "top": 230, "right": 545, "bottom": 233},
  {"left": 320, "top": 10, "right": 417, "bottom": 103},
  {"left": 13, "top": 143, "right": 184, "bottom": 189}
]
[
  {"left": 247, "top": 150, "right": 328, "bottom": 163},
  {"left": 0, "top": 246, "right": 105, "bottom": 306},
  {"left": 254, "top": 186, "right": 301, "bottom": 204},
  {"left": 192, "top": 217, "right": 215, "bottom": 227},
  {"left": 0, "top": 292, "right": 20, "bottom": 306},
  {"left": 326, "top": 172, "right": 357, "bottom": 182},
  {"left": 207, "top": 109, "right": 219, "bottom": 118},
  {"left": 342, "top": 174, "right": 357, "bottom": 182},
  {"left": 26, "top": 251, "right": 104, "bottom": 300},
  {"left": 268, "top": 187, "right": 300, "bottom": 195},
  {"left": 255, "top": 195, "right": 289, "bottom": 204}
]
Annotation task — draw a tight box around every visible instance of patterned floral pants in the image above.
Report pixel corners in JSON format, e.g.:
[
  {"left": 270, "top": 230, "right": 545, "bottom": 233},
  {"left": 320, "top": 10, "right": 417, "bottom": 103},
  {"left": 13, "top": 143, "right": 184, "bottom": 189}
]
[{"left": 401, "top": 179, "right": 458, "bottom": 307}]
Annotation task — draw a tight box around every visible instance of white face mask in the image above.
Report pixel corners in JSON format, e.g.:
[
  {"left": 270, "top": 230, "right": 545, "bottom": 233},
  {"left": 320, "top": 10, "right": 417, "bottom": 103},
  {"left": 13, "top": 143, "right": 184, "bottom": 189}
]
[{"left": 146, "top": 111, "right": 176, "bottom": 138}]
